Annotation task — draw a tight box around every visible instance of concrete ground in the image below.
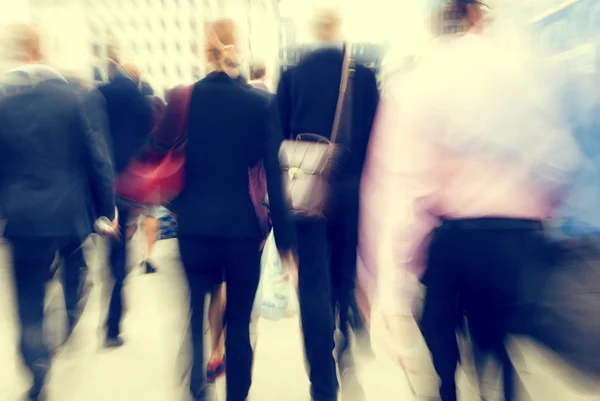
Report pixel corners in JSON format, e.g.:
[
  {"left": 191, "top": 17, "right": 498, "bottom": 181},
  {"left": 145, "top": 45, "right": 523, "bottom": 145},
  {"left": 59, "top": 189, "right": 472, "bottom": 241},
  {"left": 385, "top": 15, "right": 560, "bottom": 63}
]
[{"left": 0, "top": 235, "right": 599, "bottom": 401}]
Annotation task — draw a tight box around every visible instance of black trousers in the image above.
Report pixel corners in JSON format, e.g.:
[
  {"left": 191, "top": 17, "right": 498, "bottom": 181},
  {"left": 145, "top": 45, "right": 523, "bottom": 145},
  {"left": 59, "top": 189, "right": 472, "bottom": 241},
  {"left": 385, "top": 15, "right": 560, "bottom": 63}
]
[
  {"left": 420, "top": 218, "right": 544, "bottom": 401},
  {"left": 8, "top": 236, "right": 89, "bottom": 397},
  {"left": 106, "top": 203, "right": 131, "bottom": 338},
  {"left": 328, "top": 186, "right": 362, "bottom": 339},
  {"left": 296, "top": 219, "right": 339, "bottom": 401},
  {"left": 179, "top": 236, "right": 260, "bottom": 401}
]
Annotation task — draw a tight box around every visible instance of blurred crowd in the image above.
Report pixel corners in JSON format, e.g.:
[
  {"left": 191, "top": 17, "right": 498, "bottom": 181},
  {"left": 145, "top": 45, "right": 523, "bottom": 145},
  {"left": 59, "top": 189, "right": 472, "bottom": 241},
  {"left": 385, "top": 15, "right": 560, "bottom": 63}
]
[{"left": 1, "top": 1, "right": 600, "bottom": 401}]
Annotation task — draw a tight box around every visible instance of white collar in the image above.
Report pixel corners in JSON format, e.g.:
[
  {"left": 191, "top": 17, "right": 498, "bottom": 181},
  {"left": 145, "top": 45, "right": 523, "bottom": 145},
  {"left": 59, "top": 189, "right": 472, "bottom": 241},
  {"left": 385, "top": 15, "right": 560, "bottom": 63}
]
[
  {"left": 314, "top": 40, "right": 344, "bottom": 51},
  {"left": 7, "top": 64, "right": 67, "bottom": 84}
]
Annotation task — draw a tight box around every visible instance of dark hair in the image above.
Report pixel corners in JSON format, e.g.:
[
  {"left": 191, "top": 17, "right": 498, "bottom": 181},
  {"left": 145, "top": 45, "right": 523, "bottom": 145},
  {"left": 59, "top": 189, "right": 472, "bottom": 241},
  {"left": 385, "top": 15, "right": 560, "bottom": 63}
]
[
  {"left": 250, "top": 61, "right": 266, "bottom": 81},
  {"left": 454, "top": 0, "right": 478, "bottom": 17}
]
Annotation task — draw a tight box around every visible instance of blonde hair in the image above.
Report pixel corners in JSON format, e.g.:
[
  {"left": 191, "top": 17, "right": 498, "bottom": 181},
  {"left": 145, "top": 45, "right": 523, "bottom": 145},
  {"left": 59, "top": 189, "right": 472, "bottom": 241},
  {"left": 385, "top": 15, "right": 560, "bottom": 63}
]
[
  {"left": 205, "top": 19, "right": 241, "bottom": 79},
  {"left": 3, "top": 23, "right": 42, "bottom": 63}
]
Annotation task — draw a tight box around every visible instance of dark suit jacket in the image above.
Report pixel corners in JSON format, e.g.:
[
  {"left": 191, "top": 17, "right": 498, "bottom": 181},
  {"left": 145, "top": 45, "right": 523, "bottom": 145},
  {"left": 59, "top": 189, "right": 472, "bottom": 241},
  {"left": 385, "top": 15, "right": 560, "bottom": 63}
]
[
  {"left": 153, "top": 72, "right": 295, "bottom": 250},
  {"left": 98, "top": 77, "right": 154, "bottom": 175},
  {"left": 276, "top": 47, "right": 379, "bottom": 181},
  {"left": 0, "top": 78, "right": 116, "bottom": 239}
]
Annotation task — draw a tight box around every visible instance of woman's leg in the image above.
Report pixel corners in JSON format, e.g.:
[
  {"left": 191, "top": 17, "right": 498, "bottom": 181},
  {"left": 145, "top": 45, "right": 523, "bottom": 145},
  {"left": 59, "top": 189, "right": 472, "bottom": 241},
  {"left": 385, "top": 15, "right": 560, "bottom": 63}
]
[
  {"left": 207, "top": 284, "right": 226, "bottom": 382},
  {"left": 223, "top": 239, "right": 261, "bottom": 401},
  {"left": 142, "top": 215, "right": 159, "bottom": 273},
  {"left": 178, "top": 236, "right": 223, "bottom": 401},
  {"left": 208, "top": 284, "right": 226, "bottom": 359}
]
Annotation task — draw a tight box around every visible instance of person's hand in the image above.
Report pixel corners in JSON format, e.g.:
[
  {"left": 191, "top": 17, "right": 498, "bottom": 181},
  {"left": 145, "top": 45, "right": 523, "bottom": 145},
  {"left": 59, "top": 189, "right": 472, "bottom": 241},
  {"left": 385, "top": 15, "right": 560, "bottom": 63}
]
[
  {"left": 109, "top": 217, "right": 120, "bottom": 238},
  {"left": 279, "top": 250, "right": 298, "bottom": 288},
  {"left": 94, "top": 216, "right": 120, "bottom": 238}
]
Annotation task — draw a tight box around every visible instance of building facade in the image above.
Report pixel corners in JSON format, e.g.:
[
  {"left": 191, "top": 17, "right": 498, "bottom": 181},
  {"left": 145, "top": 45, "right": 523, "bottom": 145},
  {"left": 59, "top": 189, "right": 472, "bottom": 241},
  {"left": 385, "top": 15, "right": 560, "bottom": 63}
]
[{"left": 29, "top": 0, "right": 280, "bottom": 96}]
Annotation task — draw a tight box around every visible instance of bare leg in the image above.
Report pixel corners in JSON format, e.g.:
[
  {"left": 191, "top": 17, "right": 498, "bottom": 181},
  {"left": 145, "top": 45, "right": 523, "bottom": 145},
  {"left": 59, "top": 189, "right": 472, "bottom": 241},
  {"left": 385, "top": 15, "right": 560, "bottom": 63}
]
[
  {"left": 142, "top": 216, "right": 159, "bottom": 273},
  {"left": 208, "top": 283, "right": 226, "bottom": 361},
  {"left": 206, "top": 284, "right": 226, "bottom": 383}
]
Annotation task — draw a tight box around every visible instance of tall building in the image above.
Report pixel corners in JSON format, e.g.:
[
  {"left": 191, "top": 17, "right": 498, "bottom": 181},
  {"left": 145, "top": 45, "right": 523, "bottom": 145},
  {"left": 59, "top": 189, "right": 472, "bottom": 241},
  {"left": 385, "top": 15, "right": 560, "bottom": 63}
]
[{"left": 29, "top": 0, "right": 280, "bottom": 95}]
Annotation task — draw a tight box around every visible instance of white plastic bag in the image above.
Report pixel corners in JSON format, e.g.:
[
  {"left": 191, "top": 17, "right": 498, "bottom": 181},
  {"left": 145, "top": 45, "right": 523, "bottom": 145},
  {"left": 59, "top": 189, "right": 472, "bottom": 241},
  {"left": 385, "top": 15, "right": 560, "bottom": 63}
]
[{"left": 257, "top": 231, "right": 292, "bottom": 321}]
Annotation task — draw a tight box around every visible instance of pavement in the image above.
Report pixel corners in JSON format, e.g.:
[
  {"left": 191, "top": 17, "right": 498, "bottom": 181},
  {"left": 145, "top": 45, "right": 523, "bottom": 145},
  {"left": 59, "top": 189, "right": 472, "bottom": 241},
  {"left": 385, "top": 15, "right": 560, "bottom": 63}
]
[{"left": 0, "top": 234, "right": 599, "bottom": 401}]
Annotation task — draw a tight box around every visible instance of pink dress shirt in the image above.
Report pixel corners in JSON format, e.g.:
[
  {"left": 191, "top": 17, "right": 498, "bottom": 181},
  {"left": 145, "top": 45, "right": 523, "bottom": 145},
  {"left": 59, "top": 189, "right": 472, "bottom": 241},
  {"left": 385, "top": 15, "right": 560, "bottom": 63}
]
[{"left": 359, "top": 32, "right": 581, "bottom": 315}]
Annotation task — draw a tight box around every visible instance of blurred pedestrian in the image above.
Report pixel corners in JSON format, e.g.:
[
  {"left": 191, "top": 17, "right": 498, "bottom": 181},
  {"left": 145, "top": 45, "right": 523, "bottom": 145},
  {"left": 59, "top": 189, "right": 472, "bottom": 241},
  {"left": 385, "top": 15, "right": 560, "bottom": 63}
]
[
  {"left": 98, "top": 61, "right": 154, "bottom": 347},
  {"left": 358, "top": 1, "right": 581, "bottom": 400},
  {"left": 0, "top": 23, "right": 117, "bottom": 401},
  {"left": 248, "top": 60, "right": 269, "bottom": 92},
  {"left": 276, "top": 8, "right": 379, "bottom": 401},
  {"left": 148, "top": 18, "right": 296, "bottom": 401}
]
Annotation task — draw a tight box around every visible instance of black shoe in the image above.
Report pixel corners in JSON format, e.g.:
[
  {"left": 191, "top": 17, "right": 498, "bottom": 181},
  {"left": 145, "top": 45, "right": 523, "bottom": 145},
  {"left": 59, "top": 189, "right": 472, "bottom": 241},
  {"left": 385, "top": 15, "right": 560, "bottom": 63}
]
[
  {"left": 144, "top": 260, "right": 157, "bottom": 274},
  {"left": 105, "top": 335, "right": 124, "bottom": 348}
]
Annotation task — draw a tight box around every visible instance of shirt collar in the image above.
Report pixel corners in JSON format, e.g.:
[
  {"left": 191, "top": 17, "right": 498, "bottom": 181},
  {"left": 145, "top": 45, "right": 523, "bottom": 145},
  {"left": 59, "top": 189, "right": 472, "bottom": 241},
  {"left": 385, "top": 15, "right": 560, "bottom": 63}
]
[{"left": 314, "top": 40, "right": 344, "bottom": 51}]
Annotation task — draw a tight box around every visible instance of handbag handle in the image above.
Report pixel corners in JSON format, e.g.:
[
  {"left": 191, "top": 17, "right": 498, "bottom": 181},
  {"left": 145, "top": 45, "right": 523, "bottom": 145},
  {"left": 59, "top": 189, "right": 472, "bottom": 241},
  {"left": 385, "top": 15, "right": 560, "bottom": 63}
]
[
  {"left": 296, "top": 133, "right": 330, "bottom": 144},
  {"left": 330, "top": 44, "right": 354, "bottom": 144}
]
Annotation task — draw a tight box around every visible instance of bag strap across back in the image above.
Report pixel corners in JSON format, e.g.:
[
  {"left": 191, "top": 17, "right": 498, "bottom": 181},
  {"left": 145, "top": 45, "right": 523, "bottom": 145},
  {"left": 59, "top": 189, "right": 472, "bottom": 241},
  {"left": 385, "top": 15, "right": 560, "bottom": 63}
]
[
  {"left": 150, "top": 84, "right": 193, "bottom": 153},
  {"left": 329, "top": 43, "right": 355, "bottom": 145}
]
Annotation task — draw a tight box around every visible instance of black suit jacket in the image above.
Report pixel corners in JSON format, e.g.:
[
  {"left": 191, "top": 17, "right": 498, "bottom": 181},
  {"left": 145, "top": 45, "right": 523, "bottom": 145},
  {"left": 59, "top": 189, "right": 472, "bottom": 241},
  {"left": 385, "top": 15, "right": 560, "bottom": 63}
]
[
  {"left": 168, "top": 72, "right": 295, "bottom": 250},
  {"left": 0, "top": 79, "right": 116, "bottom": 239},
  {"left": 98, "top": 77, "right": 154, "bottom": 175},
  {"left": 276, "top": 47, "right": 379, "bottom": 181}
]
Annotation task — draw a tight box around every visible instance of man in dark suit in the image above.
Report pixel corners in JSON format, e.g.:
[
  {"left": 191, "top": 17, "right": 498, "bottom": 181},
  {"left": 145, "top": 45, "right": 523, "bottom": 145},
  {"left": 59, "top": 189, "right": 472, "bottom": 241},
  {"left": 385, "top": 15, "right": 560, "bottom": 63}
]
[
  {"left": 0, "top": 25, "right": 117, "bottom": 401},
  {"left": 276, "top": 9, "right": 379, "bottom": 401},
  {"left": 97, "top": 62, "right": 154, "bottom": 347}
]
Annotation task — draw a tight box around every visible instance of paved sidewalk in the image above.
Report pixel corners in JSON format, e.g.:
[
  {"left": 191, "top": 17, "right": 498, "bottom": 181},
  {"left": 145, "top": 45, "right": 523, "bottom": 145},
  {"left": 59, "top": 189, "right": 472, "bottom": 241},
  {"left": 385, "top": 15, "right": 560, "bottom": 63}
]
[{"left": 0, "top": 237, "right": 599, "bottom": 401}]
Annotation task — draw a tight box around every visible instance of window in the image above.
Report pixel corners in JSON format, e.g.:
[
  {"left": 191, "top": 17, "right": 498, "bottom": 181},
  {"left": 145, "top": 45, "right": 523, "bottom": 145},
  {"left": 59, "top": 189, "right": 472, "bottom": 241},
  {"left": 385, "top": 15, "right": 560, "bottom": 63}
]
[
  {"left": 174, "top": 19, "right": 180, "bottom": 28},
  {"left": 176, "top": 66, "right": 182, "bottom": 77},
  {"left": 93, "top": 66, "right": 103, "bottom": 82},
  {"left": 175, "top": 42, "right": 181, "bottom": 52},
  {"left": 147, "top": 41, "right": 153, "bottom": 52},
  {"left": 191, "top": 66, "right": 200, "bottom": 79},
  {"left": 162, "top": 65, "right": 167, "bottom": 75},
  {"left": 160, "top": 18, "right": 166, "bottom": 29},
  {"left": 92, "top": 43, "right": 101, "bottom": 57},
  {"left": 161, "top": 41, "right": 167, "bottom": 51},
  {"left": 190, "top": 18, "right": 197, "bottom": 31}
]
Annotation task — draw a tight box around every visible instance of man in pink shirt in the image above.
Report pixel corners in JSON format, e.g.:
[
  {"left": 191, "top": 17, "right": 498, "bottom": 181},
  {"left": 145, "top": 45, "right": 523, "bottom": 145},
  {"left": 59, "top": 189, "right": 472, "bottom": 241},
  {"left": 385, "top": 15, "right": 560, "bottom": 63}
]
[{"left": 358, "top": 1, "right": 581, "bottom": 400}]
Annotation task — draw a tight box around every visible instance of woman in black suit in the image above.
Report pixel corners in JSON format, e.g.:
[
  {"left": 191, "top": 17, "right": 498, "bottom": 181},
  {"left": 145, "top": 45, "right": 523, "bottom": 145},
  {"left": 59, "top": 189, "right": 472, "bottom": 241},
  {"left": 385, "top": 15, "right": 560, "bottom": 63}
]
[{"left": 151, "top": 19, "right": 296, "bottom": 401}]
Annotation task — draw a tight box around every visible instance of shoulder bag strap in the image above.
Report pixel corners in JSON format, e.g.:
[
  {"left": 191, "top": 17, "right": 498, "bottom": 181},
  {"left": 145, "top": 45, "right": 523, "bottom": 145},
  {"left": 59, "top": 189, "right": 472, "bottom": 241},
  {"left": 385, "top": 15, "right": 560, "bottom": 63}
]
[
  {"left": 173, "top": 84, "right": 194, "bottom": 149},
  {"left": 330, "top": 43, "right": 355, "bottom": 144},
  {"left": 148, "top": 84, "right": 193, "bottom": 154}
]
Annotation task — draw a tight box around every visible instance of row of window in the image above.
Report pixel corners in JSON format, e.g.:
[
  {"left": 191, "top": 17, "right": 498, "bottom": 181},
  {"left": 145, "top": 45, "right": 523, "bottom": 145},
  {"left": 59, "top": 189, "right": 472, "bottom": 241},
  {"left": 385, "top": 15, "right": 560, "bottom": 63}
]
[
  {"left": 92, "top": 65, "right": 202, "bottom": 86},
  {"left": 89, "top": 0, "right": 199, "bottom": 6},
  {"left": 91, "top": 17, "right": 201, "bottom": 34},
  {"left": 145, "top": 64, "right": 187, "bottom": 77},
  {"left": 442, "top": 25, "right": 464, "bottom": 34},
  {"left": 92, "top": 46, "right": 200, "bottom": 78},
  {"left": 92, "top": 41, "right": 196, "bottom": 58},
  {"left": 129, "top": 41, "right": 186, "bottom": 53}
]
